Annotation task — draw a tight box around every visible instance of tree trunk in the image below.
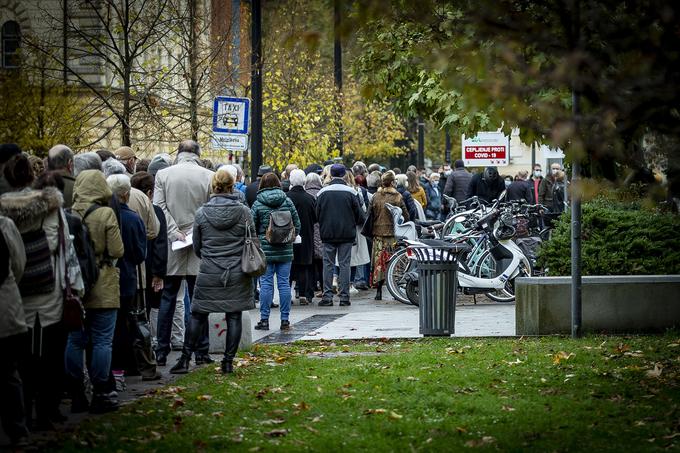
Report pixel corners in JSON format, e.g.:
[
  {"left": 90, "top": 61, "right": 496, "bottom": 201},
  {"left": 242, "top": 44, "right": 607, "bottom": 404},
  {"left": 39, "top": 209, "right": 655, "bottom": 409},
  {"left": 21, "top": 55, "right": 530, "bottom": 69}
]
[
  {"left": 122, "top": 0, "right": 132, "bottom": 146},
  {"left": 189, "top": 0, "right": 199, "bottom": 141}
]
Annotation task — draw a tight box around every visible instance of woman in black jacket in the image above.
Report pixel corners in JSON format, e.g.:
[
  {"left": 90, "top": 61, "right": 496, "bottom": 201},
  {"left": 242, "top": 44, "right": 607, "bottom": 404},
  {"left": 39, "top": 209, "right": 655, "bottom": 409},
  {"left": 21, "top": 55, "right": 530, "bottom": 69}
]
[
  {"left": 170, "top": 170, "right": 254, "bottom": 374},
  {"left": 287, "top": 169, "right": 317, "bottom": 305}
]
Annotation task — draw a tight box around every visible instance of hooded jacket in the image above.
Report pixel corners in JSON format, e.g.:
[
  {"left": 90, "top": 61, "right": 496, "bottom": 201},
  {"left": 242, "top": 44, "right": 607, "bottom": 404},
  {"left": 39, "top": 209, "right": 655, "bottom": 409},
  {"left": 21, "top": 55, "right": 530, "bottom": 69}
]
[
  {"left": 466, "top": 172, "right": 505, "bottom": 204},
  {"left": 0, "top": 186, "right": 66, "bottom": 327},
  {"left": 192, "top": 193, "right": 255, "bottom": 313},
  {"left": 71, "top": 170, "right": 124, "bottom": 309},
  {"left": 444, "top": 167, "right": 473, "bottom": 203},
  {"left": 251, "top": 187, "right": 301, "bottom": 263}
]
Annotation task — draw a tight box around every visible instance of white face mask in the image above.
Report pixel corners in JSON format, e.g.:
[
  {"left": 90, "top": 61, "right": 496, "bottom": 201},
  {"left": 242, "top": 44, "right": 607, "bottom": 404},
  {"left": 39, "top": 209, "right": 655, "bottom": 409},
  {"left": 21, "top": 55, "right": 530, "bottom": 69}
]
[
  {"left": 551, "top": 169, "right": 559, "bottom": 175},
  {"left": 533, "top": 170, "right": 542, "bottom": 177},
  {"left": 444, "top": 170, "right": 452, "bottom": 176},
  {"left": 504, "top": 180, "right": 512, "bottom": 188}
]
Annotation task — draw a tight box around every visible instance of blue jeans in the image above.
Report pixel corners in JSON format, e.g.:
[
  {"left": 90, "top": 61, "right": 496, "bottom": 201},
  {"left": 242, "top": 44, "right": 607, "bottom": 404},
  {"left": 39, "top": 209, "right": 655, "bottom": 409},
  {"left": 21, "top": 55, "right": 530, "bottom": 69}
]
[
  {"left": 260, "top": 262, "right": 292, "bottom": 322},
  {"left": 65, "top": 309, "right": 117, "bottom": 392}
]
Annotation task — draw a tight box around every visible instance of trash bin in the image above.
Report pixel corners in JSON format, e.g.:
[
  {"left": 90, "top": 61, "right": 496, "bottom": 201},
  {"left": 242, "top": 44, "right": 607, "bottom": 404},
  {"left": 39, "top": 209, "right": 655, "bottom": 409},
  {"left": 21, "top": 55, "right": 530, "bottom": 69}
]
[{"left": 411, "top": 245, "right": 465, "bottom": 336}]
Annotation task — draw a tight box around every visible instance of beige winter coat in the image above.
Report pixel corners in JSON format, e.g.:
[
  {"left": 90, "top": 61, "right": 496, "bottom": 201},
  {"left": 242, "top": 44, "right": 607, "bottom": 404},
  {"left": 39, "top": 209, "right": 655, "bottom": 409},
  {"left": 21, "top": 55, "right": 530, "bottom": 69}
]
[
  {"left": 0, "top": 216, "right": 26, "bottom": 339},
  {"left": 153, "top": 153, "right": 213, "bottom": 276},
  {"left": 71, "top": 170, "right": 124, "bottom": 310}
]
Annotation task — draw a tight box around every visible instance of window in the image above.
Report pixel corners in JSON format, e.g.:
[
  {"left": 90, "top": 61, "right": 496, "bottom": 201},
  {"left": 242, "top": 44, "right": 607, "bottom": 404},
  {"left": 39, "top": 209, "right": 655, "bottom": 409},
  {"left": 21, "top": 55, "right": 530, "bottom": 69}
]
[{"left": 2, "top": 21, "right": 21, "bottom": 68}]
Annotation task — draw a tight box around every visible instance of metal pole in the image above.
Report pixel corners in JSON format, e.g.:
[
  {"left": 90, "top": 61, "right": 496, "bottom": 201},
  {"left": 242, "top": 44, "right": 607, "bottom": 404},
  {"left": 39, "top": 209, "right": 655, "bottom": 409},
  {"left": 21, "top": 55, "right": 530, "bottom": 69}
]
[
  {"left": 250, "top": 0, "right": 263, "bottom": 180},
  {"left": 63, "top": 0, "right": 68, "bottom": 85},
  {"left": 417, "top": 117, "right": 425, "bottom": 168},
  {"left": 570, "top": 0, "right": 582, "bottom": 339},
  {"left": 334, "top": 0, "right": 344, "bottom": 156},
  {"left": 445, "top": 128, "right": 451, "bottom": 164},
  {"left": 531, "top": 141, "right": 536, "bottom": 170}
]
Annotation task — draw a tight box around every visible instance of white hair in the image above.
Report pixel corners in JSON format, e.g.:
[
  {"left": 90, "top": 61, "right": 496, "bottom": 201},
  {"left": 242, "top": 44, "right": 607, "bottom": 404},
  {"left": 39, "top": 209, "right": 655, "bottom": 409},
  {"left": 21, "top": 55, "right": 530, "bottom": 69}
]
[
  {"left": 289, "top": 169, "right": 306, "bottom": 187},
  {"left": 73, "top": 152, "right": 102, "bottom": 176},
  {"left": 395, "top": 173, "right": 408, "bottom": 188},
  {"left": 220, "top": 164, "right": 238, "bottom": 180},
  {"left": 106, "top": 174, "right": 131, "bottom": 197},
  {"left": 102, "top": 158, "right": 127, "bottom": 177},
  {"left": 304, "top": 172, "right": 322, "bottom": 188}
]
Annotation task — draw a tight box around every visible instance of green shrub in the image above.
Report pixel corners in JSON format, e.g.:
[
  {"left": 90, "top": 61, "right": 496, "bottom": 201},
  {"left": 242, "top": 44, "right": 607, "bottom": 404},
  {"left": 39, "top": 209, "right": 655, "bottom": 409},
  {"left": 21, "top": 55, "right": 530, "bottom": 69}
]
[{"left": 537, "top": 200, "right": 680, "bottom": 275}]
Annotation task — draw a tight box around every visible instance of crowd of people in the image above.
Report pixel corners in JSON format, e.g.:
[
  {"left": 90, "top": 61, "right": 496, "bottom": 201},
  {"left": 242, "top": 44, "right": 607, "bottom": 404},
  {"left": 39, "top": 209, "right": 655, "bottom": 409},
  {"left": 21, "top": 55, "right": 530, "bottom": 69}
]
[{"left": 0, "top": 138, "right": 565, "bottom": 446}]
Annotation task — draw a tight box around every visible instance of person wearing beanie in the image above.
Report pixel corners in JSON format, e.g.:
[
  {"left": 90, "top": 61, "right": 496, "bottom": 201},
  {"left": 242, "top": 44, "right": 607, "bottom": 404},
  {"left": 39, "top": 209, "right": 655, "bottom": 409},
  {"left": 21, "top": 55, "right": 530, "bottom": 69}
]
[
  {"left": 315, "top": 164, "right": 366, "bottom": 307},
  {"left": 147, "top": 154, "right": 172, "bottom": 176}
]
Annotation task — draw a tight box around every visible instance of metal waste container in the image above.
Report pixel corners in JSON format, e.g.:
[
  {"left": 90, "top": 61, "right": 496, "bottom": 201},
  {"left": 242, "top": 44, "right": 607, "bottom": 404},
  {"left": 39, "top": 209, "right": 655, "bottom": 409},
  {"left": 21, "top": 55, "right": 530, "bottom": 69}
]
[{"left": 412, "top": 245, "right": 464, "bottom": 336}]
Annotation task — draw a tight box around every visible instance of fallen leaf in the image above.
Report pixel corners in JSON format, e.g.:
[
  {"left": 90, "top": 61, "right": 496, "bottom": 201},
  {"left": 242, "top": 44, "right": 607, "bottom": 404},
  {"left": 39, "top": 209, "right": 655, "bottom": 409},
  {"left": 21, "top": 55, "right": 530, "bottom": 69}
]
[
  {"left": 172, "top": 397, "right": 185, "bottom": 409},
  {"left": 311, "top": 415, "right": 323, "bottom": 423},
  {"left": 212, "top": 412, "right": 224, "bottom": 418},
  {"left": 505, "top": 358, "right": 523, "bottom": 366},
  {"left": 306, "top": 375, "right": 319, "bottom": 379},
  {"left": 305, "top": 426, "right": 319, "bottom": 434},
  {"left": 553, "top": 351, "right": 575, "bottom": 365},
  {"left": 646, "top": 363, "right": 663, "bottom": 378},
  {"left": 293, "top": 401, "right": 310, "bottom": 411},
  {"left": 364, "top": 408, "right": 387, "bottom": 415},
  {"left": 388, "top": 411, "right": 403, "bottom": 420},
  {"left": 197, "top": 395, "right": 213, "bottom": 401},
  {"left": 265, "top": 429, "right": 289, "bottom": 437},
  {"left": 262, "top": 419, "right": 286, "bottom": 425},
  {"left": 406, "top": 376, "right": 419, "bottom": 381},
  {"left": 663, "top": 433, "right": 680, "bottom": 440},
  {"left": 501, "top": 405, "right": 515, "bottom": 412},
  {"left": 465, "top": 436, "right": 496, "bottom": 447},
  {"left": 149, "top": 431, "right": 162, "bottom": 441},
  {"left": 456, "top": 427, "right": 468, "bottom": 434}
]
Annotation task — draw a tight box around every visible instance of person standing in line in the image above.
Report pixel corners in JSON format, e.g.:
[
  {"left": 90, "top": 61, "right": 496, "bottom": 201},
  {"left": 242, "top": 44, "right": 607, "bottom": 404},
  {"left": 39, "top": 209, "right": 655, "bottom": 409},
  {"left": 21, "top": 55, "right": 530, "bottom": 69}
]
[
  {"left": 444, "top": 159, "right": 473, "bottom": 203},
  {"left": 424, "top": 172, "right": 442, "bottom": 220},
  {"left": 395, "top": 174, "right": 419, "bottom": 221},
  {"left": 68, "top": 169, "right": 125, "bottom": 414},
  {"left": 287, "top": 169, "right": 317, "bottom": 305},
  {"left": 507, "top": 170, "right": 533, "bottom": 202},
  {"left": 46, "top": 145, "right": 76, "bottom": 208},
  {"left": 152, "top": 140, "right": 214, "bottom": 366},
  {"left": 246, "top": 165, "right": 273, "bottom": 207},
  {"left": 251, "top": 173, "right": 301, "bottom": 330},
  {"left": 0, "top": 214, "right": 29, "bottom": 446},
  {"left": 315, "top": 164, "right": 365, "bottom": 307},
  {"left": 529, "top": 163, "right": 543, "bottom": 204},
  {"left": 369, "top": 172, "right": 409, "bottom": 300},
  {"left": 170, "top": 170, "right": 255, "bottom": 374},
  {"left": 407, "top": 170, "right": 428, "bottom": 208},
  {"left": 466, "top": 166, "right": 506, "bottom": 205},
  {"left": 304, "top": 172, "right": 324, "bottom": 299},
  {"left": 538, "top": 162, "right": 563, "bottom": 209}
]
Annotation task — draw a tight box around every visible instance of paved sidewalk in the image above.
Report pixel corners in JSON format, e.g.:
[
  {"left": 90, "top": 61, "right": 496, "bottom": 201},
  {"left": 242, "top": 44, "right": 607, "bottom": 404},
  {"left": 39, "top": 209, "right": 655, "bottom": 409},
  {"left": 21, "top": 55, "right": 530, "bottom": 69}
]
[{"left": 249, "top": 288, "right": 515, "bottom": 343}]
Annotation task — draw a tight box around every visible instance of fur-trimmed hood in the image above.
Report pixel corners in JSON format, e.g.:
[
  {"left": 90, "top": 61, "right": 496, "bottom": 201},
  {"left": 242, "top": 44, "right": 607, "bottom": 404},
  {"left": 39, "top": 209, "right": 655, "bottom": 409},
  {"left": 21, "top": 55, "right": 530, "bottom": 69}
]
[{"left": 0, "top": 186, "right": 63, "bottom": 231}]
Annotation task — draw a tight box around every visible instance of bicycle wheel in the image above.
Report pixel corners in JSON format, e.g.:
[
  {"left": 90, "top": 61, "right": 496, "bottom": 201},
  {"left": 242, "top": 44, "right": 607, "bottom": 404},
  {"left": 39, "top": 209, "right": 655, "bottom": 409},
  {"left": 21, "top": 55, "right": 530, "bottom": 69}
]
[
  {"left": 474, "top": 250, "right": 515, "bottom": 302},
  {"left": 385, "top": 248, "right": 414, "bottom": 305},
  {"left": 405, "top": 278, "right": 419, "bottom": 306},
  {"left": 475, "top": 251, "right": 532, "bottom": 302}
]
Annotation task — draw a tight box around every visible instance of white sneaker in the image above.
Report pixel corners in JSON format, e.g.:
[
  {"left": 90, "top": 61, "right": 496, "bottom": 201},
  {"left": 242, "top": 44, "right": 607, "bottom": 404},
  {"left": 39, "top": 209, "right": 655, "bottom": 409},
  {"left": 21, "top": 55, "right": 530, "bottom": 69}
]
[{"left": 349, "top": 285, "right": 359, "bottom": 295}]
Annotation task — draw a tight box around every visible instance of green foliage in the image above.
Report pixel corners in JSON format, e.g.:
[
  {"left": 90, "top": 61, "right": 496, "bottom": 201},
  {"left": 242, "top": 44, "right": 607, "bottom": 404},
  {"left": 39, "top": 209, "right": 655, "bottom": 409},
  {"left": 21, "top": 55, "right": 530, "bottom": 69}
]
[
  {"left": 538, "top": 200, "right": 680, "bottom": 275},
  {"left": 0, "top": 71, "right": 90, "bottom": 156}
]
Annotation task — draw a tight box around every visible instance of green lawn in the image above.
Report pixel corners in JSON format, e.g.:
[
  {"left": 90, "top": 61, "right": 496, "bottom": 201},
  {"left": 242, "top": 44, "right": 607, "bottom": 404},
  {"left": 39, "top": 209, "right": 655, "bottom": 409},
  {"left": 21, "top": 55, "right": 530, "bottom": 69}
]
[{"left": 54, "top": 335, "right": 680, "bottom": 452}]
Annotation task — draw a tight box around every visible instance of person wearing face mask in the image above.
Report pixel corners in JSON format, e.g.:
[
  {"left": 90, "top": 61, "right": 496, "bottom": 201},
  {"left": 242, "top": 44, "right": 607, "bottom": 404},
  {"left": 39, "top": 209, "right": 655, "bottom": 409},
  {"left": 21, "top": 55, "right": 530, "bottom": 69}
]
[
  {"left": 538, "top": 163, "right": 563, "bottom": 208},
  {"left": 465, "top": 166, "right": 506, "bottom": 205},
  {"left": 529, "top": 164, "right": 543, "bottom": 204},
  {"left": 503, "top": 175, "right": 513, "bottom": 189}
]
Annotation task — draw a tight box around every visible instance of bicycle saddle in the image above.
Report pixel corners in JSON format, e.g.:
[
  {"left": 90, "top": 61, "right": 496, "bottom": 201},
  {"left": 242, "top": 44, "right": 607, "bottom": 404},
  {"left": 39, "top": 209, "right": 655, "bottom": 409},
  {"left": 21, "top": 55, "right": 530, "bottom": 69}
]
[{"left": 415, "top": 220, "right": 441, "bottom": 227}]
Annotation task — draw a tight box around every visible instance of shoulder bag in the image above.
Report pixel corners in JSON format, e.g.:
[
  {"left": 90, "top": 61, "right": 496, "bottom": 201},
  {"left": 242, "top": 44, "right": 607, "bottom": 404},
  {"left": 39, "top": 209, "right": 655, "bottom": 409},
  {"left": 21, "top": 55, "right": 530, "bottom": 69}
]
[
  {"left": 59, "top": 213, "right": 85, "bottom": 331},
  {"left": 242, "top": 220, "right": 267, "bottom": 277}
]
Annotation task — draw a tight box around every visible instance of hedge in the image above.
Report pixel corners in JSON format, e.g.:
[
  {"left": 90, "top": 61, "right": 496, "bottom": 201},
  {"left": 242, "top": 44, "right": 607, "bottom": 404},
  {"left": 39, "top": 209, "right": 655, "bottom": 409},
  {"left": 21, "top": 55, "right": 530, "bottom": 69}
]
[{"left": 537, "top": 200, "right": 680, "bottom": 275}]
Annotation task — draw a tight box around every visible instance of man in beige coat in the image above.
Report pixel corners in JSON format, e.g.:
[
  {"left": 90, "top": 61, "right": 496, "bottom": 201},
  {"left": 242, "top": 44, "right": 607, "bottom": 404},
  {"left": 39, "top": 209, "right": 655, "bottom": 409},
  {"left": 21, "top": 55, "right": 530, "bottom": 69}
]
[{"left": 153, "top": 140, "right": 214, "bottom": 365}]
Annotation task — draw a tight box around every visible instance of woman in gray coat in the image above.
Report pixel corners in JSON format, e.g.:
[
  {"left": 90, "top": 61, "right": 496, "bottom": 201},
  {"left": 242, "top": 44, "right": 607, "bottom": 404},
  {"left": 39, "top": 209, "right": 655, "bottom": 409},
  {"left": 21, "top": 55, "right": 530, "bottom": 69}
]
[{"left": 170, "top": 170, "right": 254, "bottom": 374}]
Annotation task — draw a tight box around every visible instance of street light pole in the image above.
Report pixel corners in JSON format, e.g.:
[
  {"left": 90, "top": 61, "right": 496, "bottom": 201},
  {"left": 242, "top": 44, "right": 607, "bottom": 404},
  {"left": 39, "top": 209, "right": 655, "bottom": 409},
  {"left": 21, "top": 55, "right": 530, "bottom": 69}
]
[
  {"left": 417, "top": 117, "right": 425, "bottom": 169},
  {"left": 571, "top": 0, "right": 583, "bottom": 339},
  {"left": 334, "top": 0, "right": 344, "bottom": 156},
  {"left": 250, "top": 0, "right": 263, "bottom": 179}
]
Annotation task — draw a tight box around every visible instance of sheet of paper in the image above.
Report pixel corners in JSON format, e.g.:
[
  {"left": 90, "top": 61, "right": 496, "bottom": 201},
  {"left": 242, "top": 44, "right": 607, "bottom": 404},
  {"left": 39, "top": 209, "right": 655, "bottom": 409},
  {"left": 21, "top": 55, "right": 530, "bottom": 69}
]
[
  {"left": 294, "top": 235, "right": 302, "bottom": 244},
  {"left": 171, "top": 233, "right": 193, "bottom": 251}
]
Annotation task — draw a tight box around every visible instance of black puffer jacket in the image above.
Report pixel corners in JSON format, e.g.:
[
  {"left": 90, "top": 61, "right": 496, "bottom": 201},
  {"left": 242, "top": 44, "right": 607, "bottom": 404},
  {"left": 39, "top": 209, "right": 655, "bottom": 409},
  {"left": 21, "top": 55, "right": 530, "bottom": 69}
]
[
  {"left": 465, "top": 173, "right": 505, "bottom": 204},
  {"left": 316, "top": 179, "right": 365, "bottom": 243},
  {"left": 192, "top": 193, "right": 255, "bottom": 313}
]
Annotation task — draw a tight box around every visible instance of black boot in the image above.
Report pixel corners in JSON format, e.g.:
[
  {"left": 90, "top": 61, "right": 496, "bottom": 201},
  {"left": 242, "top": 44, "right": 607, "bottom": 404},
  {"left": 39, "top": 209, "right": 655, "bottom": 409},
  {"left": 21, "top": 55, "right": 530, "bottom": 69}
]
[
  {"left": 254, "top": 319, "right": 269, "bottom": 330},
  {"left": 374, "top": 282, "right": 383, "bottom": 301},
  {"left": 169, "top": 354, "right": 191, "bottom": 374},
  {"left": 221, "top": 358, "right": 233, "bottom": 374}
]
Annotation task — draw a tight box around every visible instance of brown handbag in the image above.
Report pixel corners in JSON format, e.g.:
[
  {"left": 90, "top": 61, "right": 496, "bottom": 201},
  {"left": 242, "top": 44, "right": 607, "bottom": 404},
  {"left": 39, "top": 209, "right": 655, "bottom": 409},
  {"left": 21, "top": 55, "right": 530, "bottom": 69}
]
[{"left": 241, "top": 220, "right": 267, "bottom": 277}]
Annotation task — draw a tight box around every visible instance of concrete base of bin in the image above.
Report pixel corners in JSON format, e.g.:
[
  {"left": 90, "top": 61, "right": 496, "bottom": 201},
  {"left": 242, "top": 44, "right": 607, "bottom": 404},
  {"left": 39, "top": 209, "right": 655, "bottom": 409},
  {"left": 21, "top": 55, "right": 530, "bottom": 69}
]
[
  {"left": 516, "top": 275, "right": 680, "bottom": 335},
  {"left": 208, "top": 311, "right": 253, "bottom": 353}
]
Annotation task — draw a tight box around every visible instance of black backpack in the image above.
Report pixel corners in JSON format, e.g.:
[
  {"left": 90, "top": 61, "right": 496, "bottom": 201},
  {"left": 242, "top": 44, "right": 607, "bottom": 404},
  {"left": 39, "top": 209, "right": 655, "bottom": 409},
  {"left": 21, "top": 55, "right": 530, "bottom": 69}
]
[
  {"left": 265, "top": 208, "right": 295, "bottom": 245},
  {"left": 66, "top": 204, "right": 102, "bottom": 296}
]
